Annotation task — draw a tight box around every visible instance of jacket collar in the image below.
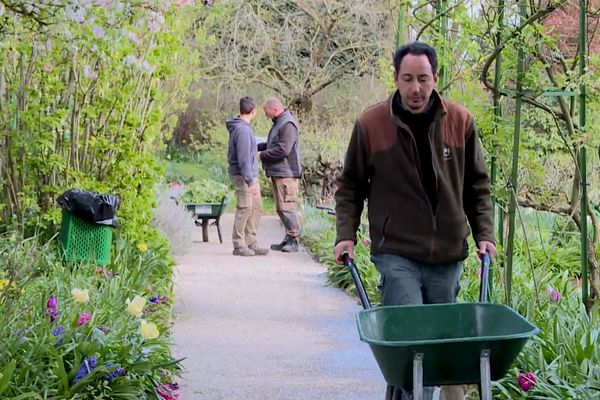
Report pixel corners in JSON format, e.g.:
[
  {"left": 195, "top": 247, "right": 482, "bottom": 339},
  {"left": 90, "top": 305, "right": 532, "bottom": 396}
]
[
  {"left": 272, "top": 109, "right": 290, "bottom": 123},
  {"left": 388, "top": 90, "right": 447, "bottom": 125}
]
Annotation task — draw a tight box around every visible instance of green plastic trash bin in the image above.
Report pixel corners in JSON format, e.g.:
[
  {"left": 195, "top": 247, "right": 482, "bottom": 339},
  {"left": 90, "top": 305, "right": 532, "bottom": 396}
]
[{"left": 59, "top": 210, "right": 113, "bottom": 266}]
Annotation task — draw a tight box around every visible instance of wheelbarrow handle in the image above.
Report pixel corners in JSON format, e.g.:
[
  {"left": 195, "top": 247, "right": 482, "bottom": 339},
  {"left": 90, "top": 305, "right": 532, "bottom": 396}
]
[
  {"left": 342, "top": 254, "right": 372, "bottom": 310},
  {"left": 479, "top": 252, "right": 491, "bottom": 303}
]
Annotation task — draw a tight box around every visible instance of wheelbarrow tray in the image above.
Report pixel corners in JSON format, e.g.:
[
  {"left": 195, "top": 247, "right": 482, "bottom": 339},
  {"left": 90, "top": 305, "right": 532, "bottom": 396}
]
[
  {"left": 185, "top": 200, "right": 228, "bottom": 218},
  {"left": 357, "top": 302, "right": 539, "bottom": 388}
]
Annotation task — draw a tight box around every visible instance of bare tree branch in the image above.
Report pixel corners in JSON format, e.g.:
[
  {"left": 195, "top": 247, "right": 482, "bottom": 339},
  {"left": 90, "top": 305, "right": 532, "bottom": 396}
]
[{"left": 199, "top": 0, "right": 392, "bottom": 112}]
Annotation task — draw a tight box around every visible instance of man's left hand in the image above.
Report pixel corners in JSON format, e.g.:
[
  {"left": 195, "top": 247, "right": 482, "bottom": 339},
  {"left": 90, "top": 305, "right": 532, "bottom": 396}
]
[{"left": 478, "top": 241, "right": 496, "bottom": 260}]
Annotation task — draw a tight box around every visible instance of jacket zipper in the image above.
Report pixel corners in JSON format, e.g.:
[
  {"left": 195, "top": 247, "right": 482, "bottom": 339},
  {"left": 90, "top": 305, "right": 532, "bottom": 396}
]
[
  {"left": 399, "top": 124, "right": 439, "bottom": 260},
  {"left": 401, "top": 126, "right": 438, "bottom": 225},
  {"left": 427, "top": 124, "right": 439, "bottom": 261}
]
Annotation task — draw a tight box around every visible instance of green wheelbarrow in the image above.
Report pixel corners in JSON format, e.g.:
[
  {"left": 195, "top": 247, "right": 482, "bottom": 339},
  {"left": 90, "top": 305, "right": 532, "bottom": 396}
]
[
  {"left": 184, "top": 195, "right": 229, "bottom": 243},
  {"left": 343, "top": 254, "right": 539, "bottom": 400}
]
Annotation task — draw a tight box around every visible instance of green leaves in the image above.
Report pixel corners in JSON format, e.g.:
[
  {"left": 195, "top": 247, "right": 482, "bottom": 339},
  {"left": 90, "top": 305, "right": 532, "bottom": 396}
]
[
  {"left": 0, "top": 360, "right": 16, "bottom": 395},
  {"left": 179, "top": 179, "right": 231, "bottom": 204},
  {"left": 0, "top": 231, "right": 180, "bottom": 398}
]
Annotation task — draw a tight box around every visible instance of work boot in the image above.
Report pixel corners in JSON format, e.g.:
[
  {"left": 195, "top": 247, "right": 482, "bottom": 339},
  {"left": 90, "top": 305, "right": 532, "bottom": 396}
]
[
  {"left": 270, "top": 235, "right": 290, "bottom": 251},
  {"left": 281, "top": 237, "right": 299, "bottom": 253},
  {"left": 248, "top": 244, "right": 269, "bottom": 256},
  {"left": 232, "top": 246, "right": 255, "bottom": 256}
]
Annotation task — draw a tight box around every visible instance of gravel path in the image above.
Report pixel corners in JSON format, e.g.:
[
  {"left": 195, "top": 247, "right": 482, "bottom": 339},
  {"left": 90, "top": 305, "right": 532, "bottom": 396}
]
[{"left": 171, "top": 213, "right": 385, "bottom": 399}]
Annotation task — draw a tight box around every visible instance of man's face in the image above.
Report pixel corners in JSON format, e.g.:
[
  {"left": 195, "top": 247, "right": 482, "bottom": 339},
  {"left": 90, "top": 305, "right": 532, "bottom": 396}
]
[
  {"left": 395, "top": 54, "right": 437, "bottom": 114},
  {"left": 263, "top": 106, "right": 276, "bottom": 119}
]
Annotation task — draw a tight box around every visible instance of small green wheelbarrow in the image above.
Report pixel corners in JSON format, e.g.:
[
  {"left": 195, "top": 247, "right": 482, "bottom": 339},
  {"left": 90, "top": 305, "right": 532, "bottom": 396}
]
[
  {"left": 343, "top": 253, "right": 539, "bottom": 400},
  {"left": 184, "top": 195, "right": 229, "bottom": 243}
]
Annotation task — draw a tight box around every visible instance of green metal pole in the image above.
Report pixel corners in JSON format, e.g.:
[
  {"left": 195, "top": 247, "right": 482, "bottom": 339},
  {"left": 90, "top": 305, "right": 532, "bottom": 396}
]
[
  {"left": 505, "top": 0, "right": 526, "bottom": 304},
  {"left": 436, "top": 0, "right": 449, "bottom": 92},
  {"left": 579, "top": 0, "right": 589, "bottom": 308},
  {"left": 493, "top": 0, "right": 506, "bottom": 250},
  {"left": 489, "top": 0, "right": 506, "bottom": 301},
  {"left": 396, "top": 1, "right": 405, "bottom": 48},
  {"left": 580, "top": 149, "right": 588, "bottom": 307}
]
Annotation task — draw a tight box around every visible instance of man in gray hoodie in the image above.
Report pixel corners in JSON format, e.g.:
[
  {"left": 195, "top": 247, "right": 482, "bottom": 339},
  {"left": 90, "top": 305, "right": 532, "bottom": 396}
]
[{"left": 226, "top": 97, "right": 269, "bottom": 256}]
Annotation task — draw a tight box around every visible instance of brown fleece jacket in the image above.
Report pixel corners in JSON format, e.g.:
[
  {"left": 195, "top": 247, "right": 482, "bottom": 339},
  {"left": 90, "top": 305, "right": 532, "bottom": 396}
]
[{"left": 335, "top": 91, "right": 495, "bottom": 263}]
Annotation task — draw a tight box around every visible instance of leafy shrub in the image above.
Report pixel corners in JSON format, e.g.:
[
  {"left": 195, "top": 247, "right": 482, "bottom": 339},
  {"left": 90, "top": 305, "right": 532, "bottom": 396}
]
[
  {"left": 179, "top": 179, "right": 231, "bottom": 204},
  {"left": 0, "top": 1, "right": 204, "bottom": 244}
]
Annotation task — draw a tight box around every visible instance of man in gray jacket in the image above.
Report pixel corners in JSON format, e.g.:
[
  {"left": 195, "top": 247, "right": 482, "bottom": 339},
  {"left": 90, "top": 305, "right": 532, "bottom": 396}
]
[
  {"left": 258, "top": 97, "right": 301, "bottom": 253},
  {"left": 226, "top": 96, "right": 269, "bottom": 256}
]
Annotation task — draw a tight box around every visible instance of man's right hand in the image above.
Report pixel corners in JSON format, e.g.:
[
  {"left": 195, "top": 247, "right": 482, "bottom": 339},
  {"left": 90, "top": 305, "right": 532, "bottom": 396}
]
[
  {"left": 249, "top": 182, "right": 259, "bottom": 195},
  {"left": 334, "top": 240, "right": 355, "bottom": 264}
]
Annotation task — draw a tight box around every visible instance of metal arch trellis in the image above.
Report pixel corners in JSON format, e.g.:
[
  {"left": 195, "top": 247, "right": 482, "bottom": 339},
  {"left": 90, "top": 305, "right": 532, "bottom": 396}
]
[
  {"left": 395, "top": 0, "right": 590, "bottom": 307},
  {"left": 499, "top": 0, "right": 589, "bottom": 308}
]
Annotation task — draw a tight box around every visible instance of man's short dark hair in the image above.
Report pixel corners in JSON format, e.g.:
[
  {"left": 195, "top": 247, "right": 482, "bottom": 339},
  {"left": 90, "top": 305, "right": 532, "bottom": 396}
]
[
  {"left": 393, "top": 42, "right": 438, "bottom": 77},
  {"left": 239, "top": 96, "right": 256, "bottom": 115}
]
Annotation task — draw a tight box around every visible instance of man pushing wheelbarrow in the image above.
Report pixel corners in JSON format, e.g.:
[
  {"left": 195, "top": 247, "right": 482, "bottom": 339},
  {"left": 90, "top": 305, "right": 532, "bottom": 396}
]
[{"left": 333, "top": 41, "right": 524, "bottom": 400}]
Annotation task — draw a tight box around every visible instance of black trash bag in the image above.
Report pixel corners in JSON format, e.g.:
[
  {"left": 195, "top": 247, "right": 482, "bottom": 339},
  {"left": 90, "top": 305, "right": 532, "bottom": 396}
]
[{"left": 58, "top": 189, "right": 120, "bottom": 227}]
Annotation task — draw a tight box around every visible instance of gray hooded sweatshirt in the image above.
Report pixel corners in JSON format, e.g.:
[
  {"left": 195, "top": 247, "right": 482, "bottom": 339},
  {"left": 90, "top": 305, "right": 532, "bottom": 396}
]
[{"left": 226, "top": 116, "right": 258, "bottom": 185}]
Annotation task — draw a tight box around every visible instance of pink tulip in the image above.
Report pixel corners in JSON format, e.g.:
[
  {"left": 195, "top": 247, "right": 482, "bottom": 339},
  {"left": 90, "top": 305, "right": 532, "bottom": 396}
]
[
  {"left": 518, "top": 371, "right": 537, "bottom": 391},
  {"left": 157, "top": 386, "right": 180, "bottom": 400},
  {"left": 77, "top": 311, "right": 92, "bottom": 327}
]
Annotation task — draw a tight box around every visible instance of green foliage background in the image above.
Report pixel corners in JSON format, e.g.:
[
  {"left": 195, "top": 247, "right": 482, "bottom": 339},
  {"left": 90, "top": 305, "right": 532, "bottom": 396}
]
[{"left": 0, "top": 1, "right": 206, "bottom": 242}]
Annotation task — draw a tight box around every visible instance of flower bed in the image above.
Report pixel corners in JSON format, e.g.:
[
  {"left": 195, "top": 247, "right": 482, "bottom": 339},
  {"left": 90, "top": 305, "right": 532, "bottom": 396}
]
[{"left": 0, "top": 234, "right": 181, "bottom": 399}]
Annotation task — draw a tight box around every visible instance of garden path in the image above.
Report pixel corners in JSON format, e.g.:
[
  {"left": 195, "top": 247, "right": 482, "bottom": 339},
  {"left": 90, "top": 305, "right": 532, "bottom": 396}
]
[{"left": 171, "top": 212, "right": 385, "bottom": 399}]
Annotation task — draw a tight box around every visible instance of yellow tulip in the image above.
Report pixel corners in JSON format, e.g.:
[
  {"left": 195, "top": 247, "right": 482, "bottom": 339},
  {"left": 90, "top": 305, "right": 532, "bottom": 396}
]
[
  {"left": 137, "top": 243, "right": 148, "bottom": 253},
  {"left": 140, "top": 319, "right": 159, "bottom": 340},
  {"left": 126, "top": 295, "right": 146, "bottom": 317},
  {"left": 71, "top": 288, "right": 90, "bottom": 303}
]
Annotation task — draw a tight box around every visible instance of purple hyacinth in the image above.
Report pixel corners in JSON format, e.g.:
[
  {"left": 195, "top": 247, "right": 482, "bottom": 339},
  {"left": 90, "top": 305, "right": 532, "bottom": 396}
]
[
  {"left": 51, "top": 325, "right": 65, "bottom": 346},
  {"left": 47, "top": 295, "right": 57, "bottom": 309},
  {"left": 46, "top": 295, "right": 59, "bottom": 323},
  {"left": 46, "top": 308, "right": 59, "bottom": 323},
  {"left": 547, "top": 285, "right": 561, "bottom": 302},
  {"left": 51, "top": 325, "right": 64, "bottom": 336},
  {"left": 103, "top": 362, "right": 125, "bottom": 381},
  {"left": 73, "top": 356, "right": 97, "bottom": 383},
  {"left": 149, "top": 296, "right": 161, "bottom": 304}
]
